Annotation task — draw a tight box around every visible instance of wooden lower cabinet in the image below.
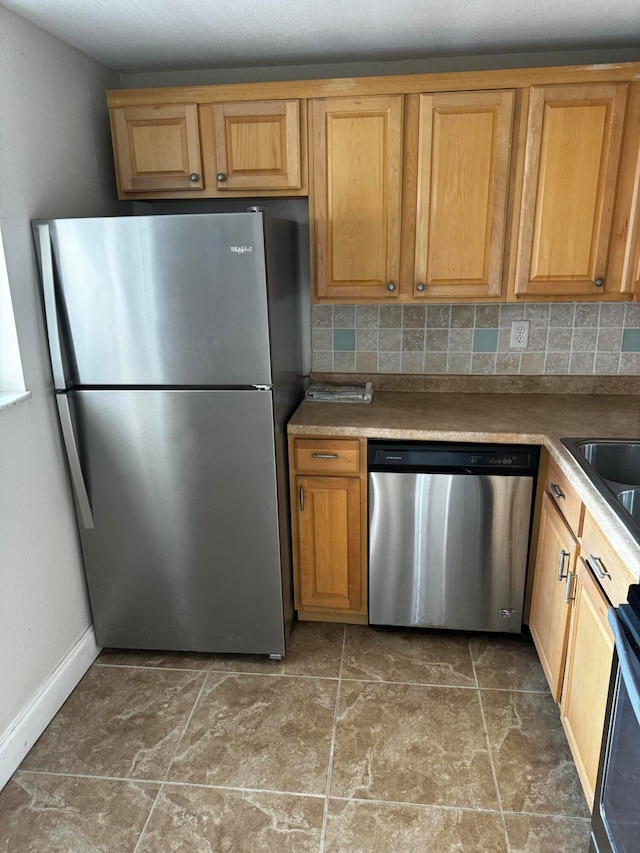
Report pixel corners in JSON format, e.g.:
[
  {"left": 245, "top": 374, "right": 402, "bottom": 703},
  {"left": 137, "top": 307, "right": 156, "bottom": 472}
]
[
  {"left": 528, "top": 460, "right": 636, "bottom": 812},
  {"left": 296, "top": 476, "right": 362, "bottom": 612},
  {"left": 529, "top": 492, "right": 578, "bottom": 701},
  {"left": 289, "top": 436, "right": 367, "bottom": 623},
  {"left": 560, "top": 560, "right": 614, "bottom": 810}
]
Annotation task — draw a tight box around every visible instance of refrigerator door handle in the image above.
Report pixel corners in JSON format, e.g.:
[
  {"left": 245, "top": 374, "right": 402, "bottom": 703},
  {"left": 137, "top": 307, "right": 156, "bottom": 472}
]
[
  {"left": 56, "top": 395, "right": 95, "bottom": 529},
  {"left": 35, "top": 223, "right": 66, "bottom": 390}
]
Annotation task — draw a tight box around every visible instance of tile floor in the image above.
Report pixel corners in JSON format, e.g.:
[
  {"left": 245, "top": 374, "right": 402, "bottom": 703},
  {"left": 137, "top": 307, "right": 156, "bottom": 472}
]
[{"left": 0, "top": 623, "right": 591, "bottom": 852}]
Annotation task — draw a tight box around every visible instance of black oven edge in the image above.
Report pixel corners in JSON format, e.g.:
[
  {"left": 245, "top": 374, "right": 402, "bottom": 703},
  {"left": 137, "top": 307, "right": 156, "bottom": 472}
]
[
  {"left": 589, "top": 636, "right": 619, "bottom": 853},
  {"left": 589, "top": 600, "right": 640, "bottom": 853}
]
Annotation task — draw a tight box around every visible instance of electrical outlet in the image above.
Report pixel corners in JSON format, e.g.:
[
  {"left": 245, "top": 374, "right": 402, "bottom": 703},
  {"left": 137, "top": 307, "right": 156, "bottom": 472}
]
[{"left": 510, "top": 320, "right": 530, "bottom": 348}]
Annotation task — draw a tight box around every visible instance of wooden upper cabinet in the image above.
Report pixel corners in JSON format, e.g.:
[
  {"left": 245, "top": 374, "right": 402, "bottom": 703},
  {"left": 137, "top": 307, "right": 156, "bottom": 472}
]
[
  {"left": 211, "top": 99, "right": 302, "bottom": 191},
  {"left": 513, "top": 83, "right": 628, "bottom": 298},
  {"left": 610, "top": 82, "right": 640, "bottom": 296},
  {"left": 311, "top": 95, "right": 404, "bottom": 301},
  {"left": 414, "top": 90, "right": 514, "bottom": 300},
  {"left": 111, "top": 104, "right": 203, "bottom": 193}
]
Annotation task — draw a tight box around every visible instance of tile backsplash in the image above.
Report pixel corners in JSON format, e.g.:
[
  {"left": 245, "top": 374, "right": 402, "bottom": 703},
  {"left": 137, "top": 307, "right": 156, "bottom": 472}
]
[{"left": 311, "top": 302, "right": 640, "bottom": 375}]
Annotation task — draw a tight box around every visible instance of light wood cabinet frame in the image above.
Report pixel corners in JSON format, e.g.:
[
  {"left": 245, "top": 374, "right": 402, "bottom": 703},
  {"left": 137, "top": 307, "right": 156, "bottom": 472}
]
[
  {"left": 413, "top": 90, "right": 515, "bottom": 300},
  {"left": 311, "top": 95, "right": 404, "bottom": 301},
  {"left": 111, "top": 103, "right": 203, "bottom": 193},
  {"left": 511, "top": 83, "right": 629, "bottom": 299},
  {"left": 288, "top": 435, "right": 368, "bottom": 623},
  {"left": 107, "top": 62, "right": 640, "bottom": 302},
  {"left": 560, "top": 559, "right": 614, "bottom": 809},
  {"left": 211, "top": 99, "right": 302, "bottom": 191},
  {"left": 528, "top": 492, "right": 578, "bottom": 701},
  {"left": 296, "top": 475, "right": 362, "bottom": 611},
  {"left": 107, "top": 64, "right": 640, "bottom": 109},
  {"left": 608, "top": 83, "right": 640, "bottom": 296}
]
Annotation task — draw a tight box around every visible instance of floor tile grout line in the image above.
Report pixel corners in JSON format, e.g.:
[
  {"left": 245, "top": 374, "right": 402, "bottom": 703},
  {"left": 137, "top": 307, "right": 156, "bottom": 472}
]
[
  {"left": 132, "top": 669, "right": 211, "bottom": 853},
  {"left": 319, "top": 625, "right": 347, "bottom": 853},
  {"left": 326, "top": 794, "right": 506, "bottom": 814},
  {"left": 95, "top": 661, "right": 341, "bottom": 680},
  {"left": 13, "top": 768, "right": 590, "bottom": 822},
  {"left": 325, "top": 794, "right": 591, "bottom": 822},
  {"left": 14, "top": 768, "right": 328, "bottom": 799},
  {"left": 94, "top": 662, "right": 550, "bottom": 692},
  {"left": 470, "top": 645, "right": 511, "bottom": 853},
  {"left": 94, "top": 662, "right": 212, "bottom": 674},
  {"left": 145, "top": 781, "right": 327, "bottom": 799}
]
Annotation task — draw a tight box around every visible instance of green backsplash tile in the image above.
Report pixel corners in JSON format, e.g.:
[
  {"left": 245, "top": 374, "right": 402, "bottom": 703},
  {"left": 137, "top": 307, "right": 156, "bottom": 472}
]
[
  {"left": 473, "top": 328, "right": 498, "bottom": 353},
  {"left": 622, "top": 329, "right": 640, "bottom": 352},
  {"left": 333, "top": 328, "right": 356, "bottom": 351}
]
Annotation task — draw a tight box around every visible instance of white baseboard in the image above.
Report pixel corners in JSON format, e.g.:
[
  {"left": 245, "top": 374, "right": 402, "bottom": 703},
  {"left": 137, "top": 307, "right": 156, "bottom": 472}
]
[{"left": 0, "top": 626, "right": 101, "bottom": 790}]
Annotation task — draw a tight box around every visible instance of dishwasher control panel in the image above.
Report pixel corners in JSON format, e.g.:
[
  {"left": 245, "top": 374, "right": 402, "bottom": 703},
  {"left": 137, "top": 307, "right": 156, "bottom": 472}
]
[{"left": 368, "top": 441, "right": 539, "bottom": 476}]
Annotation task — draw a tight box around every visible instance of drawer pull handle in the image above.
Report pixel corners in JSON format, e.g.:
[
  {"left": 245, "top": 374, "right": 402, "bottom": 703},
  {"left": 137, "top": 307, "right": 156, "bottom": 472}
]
[
  {"left": 557, "top": 549, "right": 569, "bottom": 581},
  {"left": 564, "top": 569, "right": 576, "bottom": 604},
  {"left": 311, "top": 453, "right": 339, "bottom": 459},
  {"left": 549, "top": 482, "right": 565, "bottom": 500},
  {"left": 299, "top": 486, "right": 304, "bottom": 512},
  {"left": 586, "top": 553, "right": 611, "bottom": 580}
]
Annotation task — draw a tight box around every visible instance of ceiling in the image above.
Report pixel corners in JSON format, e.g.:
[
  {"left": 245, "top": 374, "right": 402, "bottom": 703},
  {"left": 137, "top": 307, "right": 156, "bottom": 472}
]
[{"left": 2, "top": 0, "right": 640, "bottom": 74}]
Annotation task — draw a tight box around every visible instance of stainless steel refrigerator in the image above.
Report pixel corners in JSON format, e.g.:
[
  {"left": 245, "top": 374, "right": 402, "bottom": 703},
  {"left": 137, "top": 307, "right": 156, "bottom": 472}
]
[{"left": 34, "top": 212, "right": 302, "bottom": 657}]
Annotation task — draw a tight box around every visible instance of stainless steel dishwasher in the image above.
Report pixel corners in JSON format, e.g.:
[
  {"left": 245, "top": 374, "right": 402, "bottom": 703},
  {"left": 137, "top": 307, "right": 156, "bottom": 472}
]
[{"left": 368, "top": 441, "right": 538, "bottom": 633}]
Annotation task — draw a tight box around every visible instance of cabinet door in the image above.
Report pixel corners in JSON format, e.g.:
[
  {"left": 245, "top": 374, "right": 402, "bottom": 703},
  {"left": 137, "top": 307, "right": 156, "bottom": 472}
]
[
  {"left": 414, "top": 90, "right": 514, "bottom": 300},
  {"left": 295, "top": 476, "right": 362, "bottom": 612},
  {"left": 212, "top": 100, "right": 302, "bottom": 190},
  {"left": 111, "top": 104, "right": 203, "bottom": 193},
  {"left": 513, "top": 83, "right": 628, "bottom": 298},
  {"left": 529, "top": 493, "right": 577, "bottom": 701},
  {"left": 311, "top": 95, "right": 403, "bottom": 300},
  {"left": 560, "top": 559, "right": 614, "bottom": 809}
]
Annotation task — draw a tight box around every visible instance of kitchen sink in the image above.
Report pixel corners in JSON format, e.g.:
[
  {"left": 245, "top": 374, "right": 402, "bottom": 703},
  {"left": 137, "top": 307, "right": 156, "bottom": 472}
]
[
  {"left": 577, "top": 441, "right": 640, "bottom": 485},
  {"left": 561, "top": 438, "right": 640, "bottom": 542},
  {"left": 618, "top": 489, "right": 640, "bottom": 524}
]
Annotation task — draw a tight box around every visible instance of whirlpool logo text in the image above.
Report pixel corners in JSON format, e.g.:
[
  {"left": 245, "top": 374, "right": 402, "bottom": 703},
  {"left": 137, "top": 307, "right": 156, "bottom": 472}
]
[{"left": 230, "top": 246, "right": 253, "bottom": 254}]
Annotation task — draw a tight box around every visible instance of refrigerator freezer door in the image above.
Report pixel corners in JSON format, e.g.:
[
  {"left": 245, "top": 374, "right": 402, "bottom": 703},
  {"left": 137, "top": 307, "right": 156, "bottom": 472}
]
[
  {"left": 71, "top": 388, "right": 286, "bottom": 654},
  {"left": 46, "top": 213, "right": 274, "bottom": 387}
]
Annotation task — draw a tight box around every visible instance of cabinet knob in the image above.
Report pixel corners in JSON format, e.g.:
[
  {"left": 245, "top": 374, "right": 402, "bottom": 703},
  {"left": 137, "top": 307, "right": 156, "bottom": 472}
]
[
  {"left": 386, "top": 282, "right": 396, "bottom": 292},
  {"left": 189, "top": 173, "right": 199, "bottom": 182},
  {"left": 216, "top": 172, "right": 227, "bottom": 182},
  {"left": 594, "top": 277, "right": 605, "bottom": 287},
  {"left": 415, "top": 283, "right": 426, "bottom": 292}
]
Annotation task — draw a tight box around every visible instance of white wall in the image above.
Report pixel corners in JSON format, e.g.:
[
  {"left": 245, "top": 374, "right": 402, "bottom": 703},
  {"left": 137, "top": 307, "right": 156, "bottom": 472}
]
[{"left": 0, "top": 6, "right": 122, "bottom": 783}]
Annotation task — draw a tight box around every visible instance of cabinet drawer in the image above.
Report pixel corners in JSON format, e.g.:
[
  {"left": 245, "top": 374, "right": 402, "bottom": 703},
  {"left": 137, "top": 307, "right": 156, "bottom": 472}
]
[
  {"left": 293, "top": 439, "right": 361, "bottom": 474},
  {"left": 580, "top": 510, "right": 635, "bottom": 607},
  {"left": 546, "top": 456, "right": 584, "bottom": 535}
]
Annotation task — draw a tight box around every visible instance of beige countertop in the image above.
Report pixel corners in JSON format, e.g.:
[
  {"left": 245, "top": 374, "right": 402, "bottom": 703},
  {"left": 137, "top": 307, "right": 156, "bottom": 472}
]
[{"left": 288, "top": 391, "right": 640, "bottom": 582}]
